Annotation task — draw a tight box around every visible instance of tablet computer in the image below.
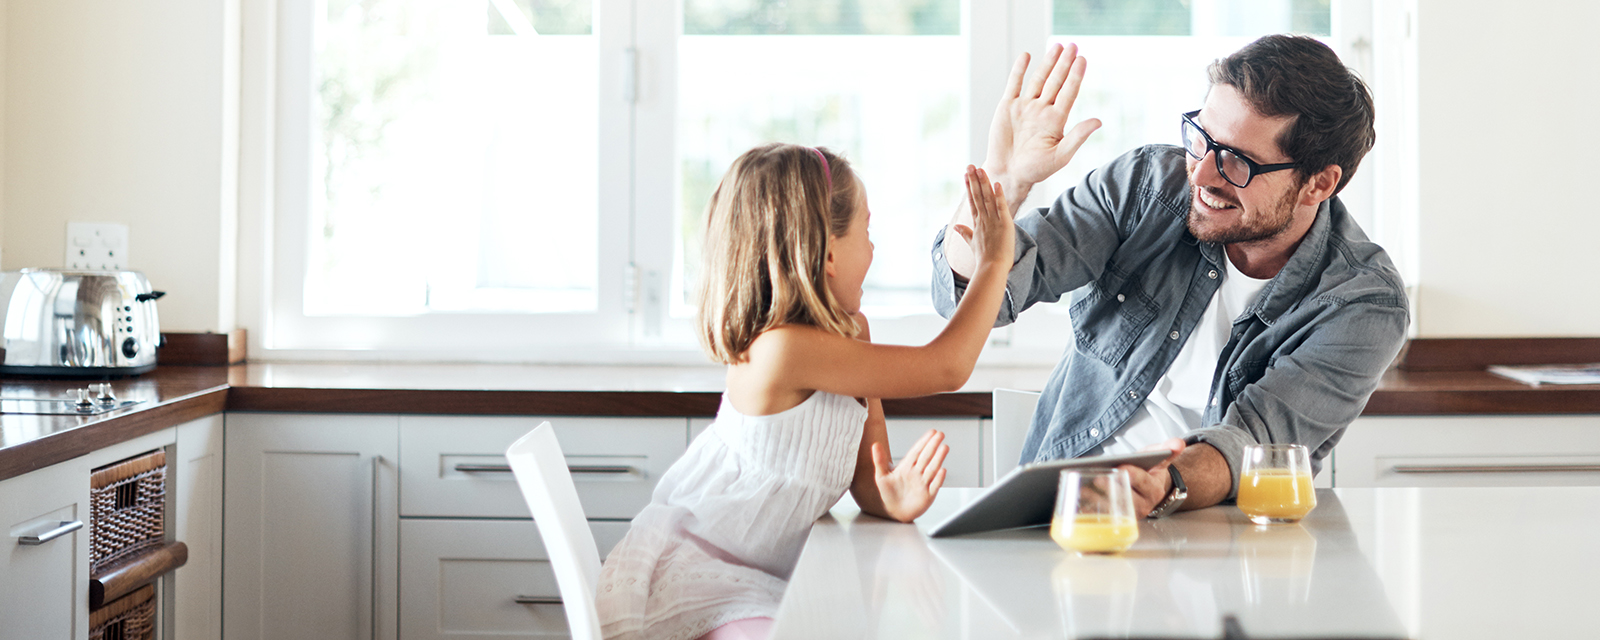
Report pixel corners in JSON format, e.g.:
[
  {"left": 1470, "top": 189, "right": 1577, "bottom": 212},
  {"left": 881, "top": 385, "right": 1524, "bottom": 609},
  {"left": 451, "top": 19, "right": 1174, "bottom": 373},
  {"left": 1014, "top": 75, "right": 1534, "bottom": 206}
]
[{"left": 927, "top": 450, "right": 1171, "bottom": 538}]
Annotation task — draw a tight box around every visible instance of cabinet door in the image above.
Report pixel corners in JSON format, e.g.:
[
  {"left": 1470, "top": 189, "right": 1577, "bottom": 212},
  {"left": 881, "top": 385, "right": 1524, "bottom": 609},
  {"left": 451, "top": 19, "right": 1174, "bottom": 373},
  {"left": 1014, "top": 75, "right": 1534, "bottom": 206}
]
[
  {"left": 1, "top": 456, "right": 90, "bottom": 640},
  {"left": 400, "top": 416, "right": 687, "bottom": 519},
  {"left": 1336, "top": 415, "right": 1600, "bottom": 487},
  {"left": 225, "top": 413, "right": 400, "bottom": 640},
  {"left": 171, "top": 414, "right": 224, "bottom": 640},
  {"left": 398, "top": 518, "right": 629, "bottom": 640}
]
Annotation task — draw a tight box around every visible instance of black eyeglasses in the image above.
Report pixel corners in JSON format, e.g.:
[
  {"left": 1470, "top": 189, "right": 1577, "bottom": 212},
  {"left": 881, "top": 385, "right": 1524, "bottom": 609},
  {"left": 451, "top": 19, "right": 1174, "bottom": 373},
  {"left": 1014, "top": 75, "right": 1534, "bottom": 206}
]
[{"left": 1180, "top": 110, "right": 1297, "bottom": 188}]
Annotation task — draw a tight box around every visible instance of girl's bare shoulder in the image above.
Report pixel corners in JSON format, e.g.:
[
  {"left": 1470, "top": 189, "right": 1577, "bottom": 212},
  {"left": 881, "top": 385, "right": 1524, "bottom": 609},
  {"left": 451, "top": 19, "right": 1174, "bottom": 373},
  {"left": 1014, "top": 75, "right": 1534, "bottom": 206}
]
[{"left": 745, "top": 324, "right": 850, "bottom": 363}]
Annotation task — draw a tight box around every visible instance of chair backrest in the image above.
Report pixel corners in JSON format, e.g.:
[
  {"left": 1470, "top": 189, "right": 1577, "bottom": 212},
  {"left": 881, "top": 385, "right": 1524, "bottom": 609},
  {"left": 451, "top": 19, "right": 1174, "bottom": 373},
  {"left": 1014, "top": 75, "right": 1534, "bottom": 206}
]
[
  {"left": 506, "top": 422, "right": 603, "bottom": 640},
  {"left": 990, "top": 389, "right": 1042, "bottom": 484}
]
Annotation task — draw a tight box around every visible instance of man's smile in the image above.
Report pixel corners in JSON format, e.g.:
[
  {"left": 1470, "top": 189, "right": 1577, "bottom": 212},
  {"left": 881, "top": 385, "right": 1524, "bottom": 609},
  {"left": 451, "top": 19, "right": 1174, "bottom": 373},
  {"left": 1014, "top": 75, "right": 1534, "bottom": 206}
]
[{"left": 1196, "top": 187, "right": 1238, "bottom": 212}]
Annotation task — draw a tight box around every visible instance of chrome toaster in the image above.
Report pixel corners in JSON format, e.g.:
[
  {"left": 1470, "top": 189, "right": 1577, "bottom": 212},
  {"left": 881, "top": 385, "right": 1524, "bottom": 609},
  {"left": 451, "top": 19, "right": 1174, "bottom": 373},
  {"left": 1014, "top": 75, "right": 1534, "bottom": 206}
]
[{"left": 0, "top": 269, "right": 165, "bottom": 376}]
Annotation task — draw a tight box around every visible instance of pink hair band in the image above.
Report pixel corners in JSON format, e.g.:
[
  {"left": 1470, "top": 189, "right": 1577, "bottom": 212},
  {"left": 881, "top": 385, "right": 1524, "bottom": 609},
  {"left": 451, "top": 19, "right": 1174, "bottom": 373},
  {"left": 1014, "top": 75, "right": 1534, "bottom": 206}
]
[{"left": 810, "top": 147, "right": 832, "bottom": 193}]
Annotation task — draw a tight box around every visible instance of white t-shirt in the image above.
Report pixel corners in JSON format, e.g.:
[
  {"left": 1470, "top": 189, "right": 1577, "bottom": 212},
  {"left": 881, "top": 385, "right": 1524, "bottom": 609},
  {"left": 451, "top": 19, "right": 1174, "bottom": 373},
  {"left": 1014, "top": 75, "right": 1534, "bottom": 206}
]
[{"left": 1099, "top": 254, "right": 1270, "bottom": 455}]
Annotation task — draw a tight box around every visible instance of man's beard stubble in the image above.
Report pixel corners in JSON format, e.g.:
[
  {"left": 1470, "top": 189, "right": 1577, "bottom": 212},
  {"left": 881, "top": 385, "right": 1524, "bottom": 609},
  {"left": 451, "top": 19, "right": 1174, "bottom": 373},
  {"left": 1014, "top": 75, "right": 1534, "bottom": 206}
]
[{"left": 1185, "top": 174, "right": 1299, "bottom": 246}]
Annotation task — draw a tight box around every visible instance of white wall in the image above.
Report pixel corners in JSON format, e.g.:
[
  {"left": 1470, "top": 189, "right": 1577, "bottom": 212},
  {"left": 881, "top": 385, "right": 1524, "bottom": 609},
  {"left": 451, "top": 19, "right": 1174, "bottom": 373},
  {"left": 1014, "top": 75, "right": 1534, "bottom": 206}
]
[
  {"left": 0, "top": 0, "right": 1594, "bottom": 341},
  {"left": 1411, "top": 0, "right": 1600, "bottom": 337},
  {"left": 0, "top": 0, "right": 240, "bottom": 333}
]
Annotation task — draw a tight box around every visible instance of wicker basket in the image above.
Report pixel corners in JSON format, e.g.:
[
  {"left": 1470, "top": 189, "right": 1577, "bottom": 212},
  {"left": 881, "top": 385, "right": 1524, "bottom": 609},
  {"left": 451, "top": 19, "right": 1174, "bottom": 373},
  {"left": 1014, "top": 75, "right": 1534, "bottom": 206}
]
[
  {"left": 90, "top": 450, "right": 167, "bottom": 574},
  {"left": 89, "top": 583, "right": 155, "bottom": 640}
]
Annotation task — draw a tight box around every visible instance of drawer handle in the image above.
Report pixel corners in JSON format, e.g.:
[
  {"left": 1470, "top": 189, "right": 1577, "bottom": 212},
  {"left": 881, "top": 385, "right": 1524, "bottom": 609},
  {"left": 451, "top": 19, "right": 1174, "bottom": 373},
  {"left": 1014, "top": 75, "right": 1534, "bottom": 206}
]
[
  {"left": 18, "top": 520, "right": 84, "bottom": 546},
  {"left": 1391, "top": 464, "right": 1600, "bottom": 474},
  {"left": 453, "top": 463, "right": 639, "bottom": 475},
  {"left": 514, "top": 595, "right": 563, "bottom": 606}
]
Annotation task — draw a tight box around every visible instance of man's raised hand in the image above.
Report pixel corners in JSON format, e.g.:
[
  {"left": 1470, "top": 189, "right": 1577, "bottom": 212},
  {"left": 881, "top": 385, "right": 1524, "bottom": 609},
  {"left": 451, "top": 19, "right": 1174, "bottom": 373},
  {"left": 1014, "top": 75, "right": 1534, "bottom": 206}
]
[{"left": 983, "top": 42, "right": 1102, "bottom": 207}]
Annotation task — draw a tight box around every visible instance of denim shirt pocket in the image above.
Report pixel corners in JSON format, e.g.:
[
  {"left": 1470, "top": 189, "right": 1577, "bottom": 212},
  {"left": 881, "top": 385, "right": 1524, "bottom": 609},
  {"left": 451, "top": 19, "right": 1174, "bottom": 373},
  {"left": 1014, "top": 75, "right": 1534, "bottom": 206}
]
[{"left": 1070, "top": 277, "right": 1159, "bottom": 366}]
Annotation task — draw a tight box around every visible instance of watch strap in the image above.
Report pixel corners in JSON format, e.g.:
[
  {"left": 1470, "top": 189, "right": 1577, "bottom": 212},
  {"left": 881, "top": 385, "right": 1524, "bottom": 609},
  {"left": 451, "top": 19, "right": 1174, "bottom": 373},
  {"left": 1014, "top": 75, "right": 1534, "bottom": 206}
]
[{"left": 1147, "top": 464, "right": 1188, "bottom": 518}]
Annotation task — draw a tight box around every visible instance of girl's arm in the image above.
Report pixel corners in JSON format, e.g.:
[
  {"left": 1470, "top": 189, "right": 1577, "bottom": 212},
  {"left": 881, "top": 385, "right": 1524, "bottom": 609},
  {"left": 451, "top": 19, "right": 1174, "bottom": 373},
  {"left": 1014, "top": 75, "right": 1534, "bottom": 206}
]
[
  {"left": 846, "top": 315, "right": 949, "bottom": 522},
  {"left": 849, "top": 399, "right": 949, "bottom": 522},
  {"left": 749, "top": 166, "right": 1015, "bottom": 401}
]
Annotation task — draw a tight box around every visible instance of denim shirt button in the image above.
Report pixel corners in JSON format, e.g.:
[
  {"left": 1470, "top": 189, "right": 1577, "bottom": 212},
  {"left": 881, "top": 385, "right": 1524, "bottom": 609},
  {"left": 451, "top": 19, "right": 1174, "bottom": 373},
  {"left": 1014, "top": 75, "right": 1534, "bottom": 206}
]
[
  {"left": 1116, "top": 294, "right": 1125, "bottom": 302},
  {"left": 1208, "top": 269, "right": 1219, "bottom": 279},
  {"left": 1089, "top": 428, "right": 1100, "bottom": 437},
  {"left": 1169, "top": 330, "right": 1180, "bottom": 340},
  {"left": 1127, "top": 390, "right": 1138, "bottom": 399}
]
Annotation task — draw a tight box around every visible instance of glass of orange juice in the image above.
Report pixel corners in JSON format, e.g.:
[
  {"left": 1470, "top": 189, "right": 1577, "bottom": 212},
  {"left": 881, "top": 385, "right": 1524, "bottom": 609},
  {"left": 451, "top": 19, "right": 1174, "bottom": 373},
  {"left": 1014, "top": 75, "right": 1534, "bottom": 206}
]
[
  {"left": 1051, "top": 468, "right": 1139, "bottom": 554},
  {"left": 1237, "top": 444, "right": 1317, "bottom": 525}
]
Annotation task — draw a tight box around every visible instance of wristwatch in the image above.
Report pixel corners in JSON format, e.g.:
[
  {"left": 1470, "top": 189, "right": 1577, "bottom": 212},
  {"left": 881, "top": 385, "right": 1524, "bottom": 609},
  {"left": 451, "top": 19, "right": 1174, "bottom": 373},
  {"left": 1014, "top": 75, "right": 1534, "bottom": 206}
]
[{"left": 1147, "top": 465, "right": 1188, "bottom": 518}]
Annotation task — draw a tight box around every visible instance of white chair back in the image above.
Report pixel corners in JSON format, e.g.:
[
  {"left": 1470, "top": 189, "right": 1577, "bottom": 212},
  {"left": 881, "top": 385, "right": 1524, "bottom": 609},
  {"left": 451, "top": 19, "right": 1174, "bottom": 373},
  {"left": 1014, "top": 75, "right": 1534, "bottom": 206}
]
[
  {"left": 990, "top": 389, "right": 1042, "bottom": 484},
  {"left": 506, "top": 422, "right": 604, "bottom": 640}
]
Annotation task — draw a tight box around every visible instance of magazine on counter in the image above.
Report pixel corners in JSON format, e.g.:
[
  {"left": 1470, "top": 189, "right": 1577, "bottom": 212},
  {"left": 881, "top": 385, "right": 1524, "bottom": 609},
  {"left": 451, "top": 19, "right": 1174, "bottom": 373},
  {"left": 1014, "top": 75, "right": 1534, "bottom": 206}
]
[{"left": 1487, "top": 363, "right": 1600, "bottom": 386}]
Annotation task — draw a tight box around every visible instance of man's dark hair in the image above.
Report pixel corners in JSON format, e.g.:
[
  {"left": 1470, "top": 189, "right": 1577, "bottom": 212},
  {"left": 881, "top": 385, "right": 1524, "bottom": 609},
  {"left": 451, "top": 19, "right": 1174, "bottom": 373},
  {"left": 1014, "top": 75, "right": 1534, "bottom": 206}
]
[{"left": 1209, "top": 34, "right": 1375, "bottom": 195}]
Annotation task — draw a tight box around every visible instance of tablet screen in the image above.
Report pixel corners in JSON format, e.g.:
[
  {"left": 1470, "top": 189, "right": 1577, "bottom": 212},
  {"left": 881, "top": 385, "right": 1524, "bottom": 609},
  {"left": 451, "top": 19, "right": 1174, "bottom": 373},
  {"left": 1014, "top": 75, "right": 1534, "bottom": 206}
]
[{"left": 928, "top": 449, "right": 1171, "bottom": 538}]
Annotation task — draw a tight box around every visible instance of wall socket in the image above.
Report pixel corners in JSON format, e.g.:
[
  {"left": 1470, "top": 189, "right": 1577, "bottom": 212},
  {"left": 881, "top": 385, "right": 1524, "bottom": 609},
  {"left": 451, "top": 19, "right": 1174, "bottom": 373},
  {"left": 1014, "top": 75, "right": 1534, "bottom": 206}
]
[{"left": 66, "top": 222, "right": 130, "bottom": 270}]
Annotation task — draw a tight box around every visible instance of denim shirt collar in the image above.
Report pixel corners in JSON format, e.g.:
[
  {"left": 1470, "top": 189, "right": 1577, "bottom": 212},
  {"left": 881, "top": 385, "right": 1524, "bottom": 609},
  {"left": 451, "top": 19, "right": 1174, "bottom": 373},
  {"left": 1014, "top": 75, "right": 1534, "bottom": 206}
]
[{"left": 1188, "top": 197, "right": 1337, "bottom": 327}]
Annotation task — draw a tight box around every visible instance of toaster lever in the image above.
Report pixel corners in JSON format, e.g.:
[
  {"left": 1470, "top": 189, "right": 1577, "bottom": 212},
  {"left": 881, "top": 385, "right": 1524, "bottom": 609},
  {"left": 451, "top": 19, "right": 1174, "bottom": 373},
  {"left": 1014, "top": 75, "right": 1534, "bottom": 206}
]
[{"left": 135, "top": 291, "right": 166, "bottom": 302}]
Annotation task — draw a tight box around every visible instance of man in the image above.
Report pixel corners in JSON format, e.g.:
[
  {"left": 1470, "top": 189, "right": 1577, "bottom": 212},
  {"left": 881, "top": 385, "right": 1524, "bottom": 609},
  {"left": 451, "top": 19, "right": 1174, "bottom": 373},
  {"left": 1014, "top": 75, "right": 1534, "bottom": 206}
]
[{"left": 933, "top": 35, "right": 1407, "bottom": 517}]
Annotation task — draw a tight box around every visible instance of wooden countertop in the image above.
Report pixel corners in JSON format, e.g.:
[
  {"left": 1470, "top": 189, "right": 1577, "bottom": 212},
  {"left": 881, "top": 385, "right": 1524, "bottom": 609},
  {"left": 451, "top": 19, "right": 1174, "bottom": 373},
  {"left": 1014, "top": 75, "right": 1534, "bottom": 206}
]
[{"left": 3, "top": 357, "right": 1598, "bottom": 482}]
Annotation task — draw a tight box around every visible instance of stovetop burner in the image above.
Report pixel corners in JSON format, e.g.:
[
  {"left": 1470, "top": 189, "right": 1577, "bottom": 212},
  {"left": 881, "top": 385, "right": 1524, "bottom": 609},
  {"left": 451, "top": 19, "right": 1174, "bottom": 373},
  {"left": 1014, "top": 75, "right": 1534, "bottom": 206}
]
[{"left": 0, "top": 383, "right": 149, "bottom": 415}]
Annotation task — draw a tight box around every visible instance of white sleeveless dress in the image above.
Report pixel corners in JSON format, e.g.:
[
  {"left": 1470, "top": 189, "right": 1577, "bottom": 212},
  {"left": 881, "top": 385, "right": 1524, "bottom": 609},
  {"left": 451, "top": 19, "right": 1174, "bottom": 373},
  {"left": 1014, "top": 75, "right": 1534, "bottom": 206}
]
[{"left": 595, "top": 390, "right": 867, "bottom": 640}]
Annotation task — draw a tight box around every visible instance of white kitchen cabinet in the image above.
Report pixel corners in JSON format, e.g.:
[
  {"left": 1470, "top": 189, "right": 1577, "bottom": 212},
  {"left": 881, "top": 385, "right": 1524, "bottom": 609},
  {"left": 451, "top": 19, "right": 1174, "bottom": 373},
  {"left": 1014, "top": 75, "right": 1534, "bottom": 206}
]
[
  {"left": 1, "top": 455, "right": 91, "bottom": 640},
  {"left": 691, "top": 417, "right": 986, "bottom": 488},
  {"left": 399, "top": 416, "right": 688, "bottom": 519},
  {"left": 398, "top": 519, "right": 630, "bottom": 640},
  {"left": 1335, "top": 415, "right": 1600, "bottom": 487},
  {"left": 224, "top": 413, "right": 399, "bottom": 640},
  {"left": 397, "top": 415, "right": 686, "bottom": 640},
  {"left": 883, "top": 418, "right": 983, "bottom": 488},
  {"left": 170, "top": 415, "right": 224, "bottom": 640}
]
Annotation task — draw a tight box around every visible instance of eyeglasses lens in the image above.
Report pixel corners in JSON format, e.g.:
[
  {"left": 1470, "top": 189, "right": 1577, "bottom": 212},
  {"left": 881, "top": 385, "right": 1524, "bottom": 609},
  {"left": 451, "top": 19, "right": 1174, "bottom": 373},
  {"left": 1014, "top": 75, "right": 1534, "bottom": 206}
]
[
  {"left": 1217, "top": 150, "right": 1250, "bottom": 187},
  {"left": 1181, "top": 120, "right": 1205, "bottom": 159}
]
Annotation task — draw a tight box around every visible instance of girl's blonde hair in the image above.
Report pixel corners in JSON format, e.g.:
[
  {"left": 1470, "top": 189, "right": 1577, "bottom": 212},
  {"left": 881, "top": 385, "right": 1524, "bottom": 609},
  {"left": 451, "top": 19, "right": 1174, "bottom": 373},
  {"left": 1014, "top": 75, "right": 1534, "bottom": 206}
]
[{"left": 697, "top": 143, "right": 861, "bottom": 364}]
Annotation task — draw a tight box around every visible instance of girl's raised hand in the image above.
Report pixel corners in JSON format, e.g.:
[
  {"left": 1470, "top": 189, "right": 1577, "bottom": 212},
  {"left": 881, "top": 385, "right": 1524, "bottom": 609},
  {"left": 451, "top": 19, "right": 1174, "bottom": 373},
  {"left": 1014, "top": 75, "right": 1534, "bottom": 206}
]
[
  {"left": 870, "top": 429, "right": 949, "bottom": 522},
  {"left": 954, "top": 165, "right": 1015, "bottom": 274}
]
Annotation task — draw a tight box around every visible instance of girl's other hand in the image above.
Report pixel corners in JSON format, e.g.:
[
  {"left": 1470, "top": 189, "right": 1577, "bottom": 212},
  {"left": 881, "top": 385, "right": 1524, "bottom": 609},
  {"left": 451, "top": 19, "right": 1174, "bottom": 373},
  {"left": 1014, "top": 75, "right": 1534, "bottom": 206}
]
[
  {"left": 871, "top": 429, "right": 949, "bottom": 522},
  {"left": 954, "top": 165, "right": 1014, "bottom": 274}
]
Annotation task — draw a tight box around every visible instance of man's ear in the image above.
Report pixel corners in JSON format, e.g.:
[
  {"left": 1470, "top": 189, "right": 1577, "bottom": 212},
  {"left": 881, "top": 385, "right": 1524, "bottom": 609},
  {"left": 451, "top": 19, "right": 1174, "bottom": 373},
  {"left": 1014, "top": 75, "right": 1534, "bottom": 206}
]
[{"left": 1300, "top": 164, "right": 1342, "bottom": 206}]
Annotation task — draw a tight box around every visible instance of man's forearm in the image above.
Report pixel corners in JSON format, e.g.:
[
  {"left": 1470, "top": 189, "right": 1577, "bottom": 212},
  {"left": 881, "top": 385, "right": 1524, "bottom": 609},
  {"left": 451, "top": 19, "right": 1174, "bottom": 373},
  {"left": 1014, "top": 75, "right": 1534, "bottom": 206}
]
[{"left": 1174, "top": 443, "right": 1231, "bottom": 511}]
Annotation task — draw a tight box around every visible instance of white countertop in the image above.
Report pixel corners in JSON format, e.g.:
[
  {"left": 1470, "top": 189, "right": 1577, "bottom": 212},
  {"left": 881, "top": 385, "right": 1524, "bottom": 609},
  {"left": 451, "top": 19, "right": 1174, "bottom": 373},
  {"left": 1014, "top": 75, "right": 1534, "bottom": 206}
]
[{"left": 775, "top": 486, "right": 1600, "bottom": 639}]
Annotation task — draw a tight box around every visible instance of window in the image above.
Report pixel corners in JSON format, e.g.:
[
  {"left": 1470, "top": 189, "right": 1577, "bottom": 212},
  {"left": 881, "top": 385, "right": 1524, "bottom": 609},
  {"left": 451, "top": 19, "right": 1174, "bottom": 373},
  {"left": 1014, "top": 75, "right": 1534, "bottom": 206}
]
[{"left": 249, "top": 0, "right": 1360, "bottom": 362}]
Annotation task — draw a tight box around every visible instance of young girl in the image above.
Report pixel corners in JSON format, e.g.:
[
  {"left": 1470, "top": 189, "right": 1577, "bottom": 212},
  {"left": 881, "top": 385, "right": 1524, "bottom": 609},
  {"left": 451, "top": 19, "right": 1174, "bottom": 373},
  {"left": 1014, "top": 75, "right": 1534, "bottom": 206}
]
[{"left": 594, "top": 143, "right": 1014, "bottom": 640}]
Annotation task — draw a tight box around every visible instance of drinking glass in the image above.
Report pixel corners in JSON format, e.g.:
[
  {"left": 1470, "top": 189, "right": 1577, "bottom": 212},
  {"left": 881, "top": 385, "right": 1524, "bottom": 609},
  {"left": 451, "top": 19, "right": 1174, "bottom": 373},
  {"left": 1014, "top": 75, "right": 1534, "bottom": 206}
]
[
  {"left": 1237, "top": 444, "right": 1317, "bottom": 525},
  {"left": 1051, "top": 468, "right": 1139, "bottom": 554}
]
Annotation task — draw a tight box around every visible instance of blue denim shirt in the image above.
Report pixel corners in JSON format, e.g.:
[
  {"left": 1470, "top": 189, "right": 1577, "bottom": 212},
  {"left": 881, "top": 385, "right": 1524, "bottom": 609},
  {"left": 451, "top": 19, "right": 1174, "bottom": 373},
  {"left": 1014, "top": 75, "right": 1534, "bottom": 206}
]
[{"left": 931, "top": 145, "right": 1408, "bottom": 497}]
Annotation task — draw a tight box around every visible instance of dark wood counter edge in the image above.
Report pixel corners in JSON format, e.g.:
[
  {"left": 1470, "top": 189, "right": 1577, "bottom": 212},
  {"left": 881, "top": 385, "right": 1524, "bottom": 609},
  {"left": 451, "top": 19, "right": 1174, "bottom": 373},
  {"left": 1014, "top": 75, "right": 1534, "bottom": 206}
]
[
  {"left": 223, "top": 386, "right": 994, "bottom": 418},
  {"left": 1363, "top": 387, "right": 1600, "bottom": 415},
  {"left": 0, "top": 385, "right": 229, "bottom": 482},
  {"left": 1398, "top": 337, "right": 1600, "bottom": 371}
]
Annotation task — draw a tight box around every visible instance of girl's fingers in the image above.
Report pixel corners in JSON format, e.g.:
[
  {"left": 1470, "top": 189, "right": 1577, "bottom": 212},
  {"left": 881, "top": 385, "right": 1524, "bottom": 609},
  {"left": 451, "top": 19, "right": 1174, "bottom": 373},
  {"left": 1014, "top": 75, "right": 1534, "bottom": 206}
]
[
  {"left": 911, "top": 430, "right": 945, "bottom": 470},
  {"left": 923, "top": 444, "right": 950, "bottom": 484},
  {"left": 929, "top": 468, "right": 947, "bottom": 495}
]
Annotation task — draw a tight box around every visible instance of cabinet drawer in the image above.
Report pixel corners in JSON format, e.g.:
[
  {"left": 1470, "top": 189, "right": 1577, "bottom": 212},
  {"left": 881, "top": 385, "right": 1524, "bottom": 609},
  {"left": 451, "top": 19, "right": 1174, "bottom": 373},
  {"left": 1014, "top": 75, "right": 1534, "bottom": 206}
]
[
  {"left": 400, "top": 416, "right": 687, "bottom": 519},
  {"left": 884, "top": 418, "right": 983, "bottom": 488},
  {"left": 1337, "top": 416, "right": 1600, "bottom": 487},
  {"left": 399, "top": 518, "right": 629, "bottom": 640}
]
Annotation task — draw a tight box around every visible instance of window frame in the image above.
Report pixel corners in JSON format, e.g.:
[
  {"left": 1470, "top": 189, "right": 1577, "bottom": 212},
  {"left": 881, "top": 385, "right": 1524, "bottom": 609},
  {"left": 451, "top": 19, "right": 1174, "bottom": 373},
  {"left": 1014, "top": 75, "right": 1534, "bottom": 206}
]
[{"left": 239, "top": 0, "right": 1383, "bottom": 364}]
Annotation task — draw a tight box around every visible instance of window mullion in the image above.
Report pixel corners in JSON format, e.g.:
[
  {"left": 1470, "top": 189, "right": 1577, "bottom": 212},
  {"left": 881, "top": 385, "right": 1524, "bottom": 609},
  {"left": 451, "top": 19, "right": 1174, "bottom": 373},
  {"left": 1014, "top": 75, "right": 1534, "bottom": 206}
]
[{"left": 628, "top": 0, "right": 680, "bottom": 347}]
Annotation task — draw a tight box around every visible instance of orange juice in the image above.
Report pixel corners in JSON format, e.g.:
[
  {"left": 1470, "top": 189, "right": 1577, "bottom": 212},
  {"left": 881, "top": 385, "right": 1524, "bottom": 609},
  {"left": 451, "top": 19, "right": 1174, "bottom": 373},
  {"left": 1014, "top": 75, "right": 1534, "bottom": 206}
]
[
  {"left": 1237, "top": 469, "right": 1316, "bottom": 523},
  {"left": 1051, "top": 513, "right": 1139, "bottom": 554}
]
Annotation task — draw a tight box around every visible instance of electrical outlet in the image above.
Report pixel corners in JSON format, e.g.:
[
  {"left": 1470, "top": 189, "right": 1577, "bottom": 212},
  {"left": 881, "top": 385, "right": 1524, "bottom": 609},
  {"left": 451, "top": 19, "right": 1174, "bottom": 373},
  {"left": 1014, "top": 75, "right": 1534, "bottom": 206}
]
[{"left": 65, "top": 222, "right": 130, "bottom": 270}]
